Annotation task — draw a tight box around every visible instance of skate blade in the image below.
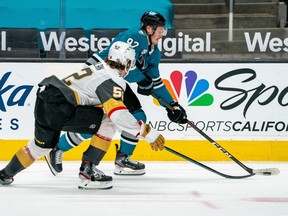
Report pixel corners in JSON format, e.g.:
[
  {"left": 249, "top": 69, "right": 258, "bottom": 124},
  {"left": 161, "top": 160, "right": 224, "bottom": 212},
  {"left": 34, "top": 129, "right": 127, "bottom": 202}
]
[
  {"left": 78, "top": 179, "right": 113, "bottom": 190},
  {"left": 0, "top": 179, "right": 14, "bottom": 185},
  {"left": 114, "top": 166, "right": 145, "bottom": 176}
]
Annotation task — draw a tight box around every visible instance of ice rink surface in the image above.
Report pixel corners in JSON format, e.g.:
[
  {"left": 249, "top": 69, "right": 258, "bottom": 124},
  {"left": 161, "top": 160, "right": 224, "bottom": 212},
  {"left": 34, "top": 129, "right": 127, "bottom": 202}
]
[{"left": 0, "top": 161, "right": 287, "bottom": 216}]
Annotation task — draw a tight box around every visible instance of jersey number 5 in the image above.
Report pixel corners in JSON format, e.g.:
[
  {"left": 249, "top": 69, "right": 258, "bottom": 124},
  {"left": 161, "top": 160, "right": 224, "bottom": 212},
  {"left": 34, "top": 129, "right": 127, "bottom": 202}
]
[{"left": 113, "top": 86, "right": 124, "bottom": 101}]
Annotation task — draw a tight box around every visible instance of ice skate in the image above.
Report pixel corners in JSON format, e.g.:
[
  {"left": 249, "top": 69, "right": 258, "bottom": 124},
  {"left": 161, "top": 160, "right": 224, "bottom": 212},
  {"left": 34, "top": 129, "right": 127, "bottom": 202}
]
[
  {"left": 114, "top": 144, "right": 145, "bottom": 175},
  {"left": 44, "top": 146, "right": 63, "bottom": 176},
  {"left": 0, "top": 169, "right": 14, "bottom": 185},
  {"left": 78, "top": 160, "right": 112, "bottom": 190}
]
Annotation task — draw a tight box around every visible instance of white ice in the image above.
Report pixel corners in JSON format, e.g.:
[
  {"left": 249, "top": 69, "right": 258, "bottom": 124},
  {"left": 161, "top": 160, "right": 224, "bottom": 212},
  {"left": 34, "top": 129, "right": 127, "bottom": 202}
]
[{"left": 0, "top": 161, "right": 287, "bottom": 216}]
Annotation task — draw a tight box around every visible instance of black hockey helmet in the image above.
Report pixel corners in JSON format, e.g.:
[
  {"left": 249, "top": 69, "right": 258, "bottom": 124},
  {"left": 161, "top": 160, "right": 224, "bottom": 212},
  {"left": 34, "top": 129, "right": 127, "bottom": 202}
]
[{"left": 140, "top": 10, "right": 166, "bottom": 33}]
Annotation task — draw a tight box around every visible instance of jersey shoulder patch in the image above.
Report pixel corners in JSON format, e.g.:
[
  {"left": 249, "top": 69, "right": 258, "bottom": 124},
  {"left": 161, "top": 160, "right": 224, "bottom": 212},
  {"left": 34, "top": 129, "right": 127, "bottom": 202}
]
[{"left": 96, "top": 79, "right": 125, "bottom": 103}]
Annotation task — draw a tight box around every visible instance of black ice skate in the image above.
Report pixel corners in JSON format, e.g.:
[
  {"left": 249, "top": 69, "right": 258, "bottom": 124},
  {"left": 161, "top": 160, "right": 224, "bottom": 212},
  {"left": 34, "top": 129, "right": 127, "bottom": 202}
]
[
  {"left": 78, "top": 160, "right": 113, "bottom": 190},
  {"left": 44, "top": 146, "right": 63, "bottom": 176},
  {"left": 0, "top": 169, "right": 14, "bottom": 185},
  {"left": 114, "top": 144, "right": 145, "bottom": 175}
]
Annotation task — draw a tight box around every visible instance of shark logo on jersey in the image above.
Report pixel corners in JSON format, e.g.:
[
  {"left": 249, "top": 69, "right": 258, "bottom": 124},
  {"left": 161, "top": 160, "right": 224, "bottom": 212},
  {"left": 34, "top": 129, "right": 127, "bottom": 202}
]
[
  {"left": 138, "top": 29, "right": 146, "bottom": 36},
  {"left": 149, "top": 45, "right": 155, "bottom": 55},
  {"left": 141, "top": 49, "right": 148, "bottom": 55},
  {"left": 136, "top": 49, "right": 149, "bottom": 70}
]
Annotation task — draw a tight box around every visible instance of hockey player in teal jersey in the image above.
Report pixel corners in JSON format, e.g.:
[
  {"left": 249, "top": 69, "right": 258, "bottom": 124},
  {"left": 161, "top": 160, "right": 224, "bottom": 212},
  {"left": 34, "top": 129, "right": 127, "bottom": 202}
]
[{"left": 45, "top": 10, "right": 187, "bottom": 176}]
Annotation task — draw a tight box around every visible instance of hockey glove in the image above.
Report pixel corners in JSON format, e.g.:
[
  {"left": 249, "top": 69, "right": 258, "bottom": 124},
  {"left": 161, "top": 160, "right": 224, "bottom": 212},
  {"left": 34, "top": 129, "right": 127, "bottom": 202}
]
[
  {"left": 140, "top": 123, "right": 165, "bottom": 151},
  {"left": 166, "top": 102, "right": 188, "bottom": 124},
  {"left": 137, "top": 77, "right": 154, "bottom": 96}
]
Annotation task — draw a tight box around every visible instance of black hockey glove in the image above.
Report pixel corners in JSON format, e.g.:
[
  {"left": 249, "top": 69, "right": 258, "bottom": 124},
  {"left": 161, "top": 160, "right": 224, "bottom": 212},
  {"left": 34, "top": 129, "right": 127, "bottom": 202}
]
[
  {"left": 166, "top": 102, "right": 187, "bottom": 124},
  {"left": 137, "top": 77, "right": 154, "bottom": 96}
]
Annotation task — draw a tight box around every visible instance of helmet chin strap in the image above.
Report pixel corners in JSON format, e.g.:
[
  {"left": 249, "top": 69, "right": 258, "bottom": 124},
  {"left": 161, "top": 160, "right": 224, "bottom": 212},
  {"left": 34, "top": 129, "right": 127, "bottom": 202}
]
[
  {"left": 148, "top": 35, "right": 152, "bottom": 52},
  {"left": 147, "top": 26, "right": 156, "bottom": 53}
]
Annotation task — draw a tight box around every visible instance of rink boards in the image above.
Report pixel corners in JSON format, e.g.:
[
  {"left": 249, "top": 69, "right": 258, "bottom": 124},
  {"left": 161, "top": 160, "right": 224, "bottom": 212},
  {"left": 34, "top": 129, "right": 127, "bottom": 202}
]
[
  {"left": 0, "top": 139, "right": 287, "bottom": 161},
  {"left": 0, "top": 62, "right": 287, "bottom": 161}
]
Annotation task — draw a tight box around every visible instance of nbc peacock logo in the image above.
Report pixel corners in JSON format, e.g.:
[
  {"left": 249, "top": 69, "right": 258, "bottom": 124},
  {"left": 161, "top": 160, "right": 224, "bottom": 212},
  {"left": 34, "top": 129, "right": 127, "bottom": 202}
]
[{"left": 154, "top": 70, "right": 214, "bottom": 106}]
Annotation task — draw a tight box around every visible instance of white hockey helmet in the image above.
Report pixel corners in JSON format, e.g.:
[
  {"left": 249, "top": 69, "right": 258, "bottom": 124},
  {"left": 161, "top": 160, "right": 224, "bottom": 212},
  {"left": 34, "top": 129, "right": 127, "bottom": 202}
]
[{"left": 108, "top": 41, "right": 136, "bottom": 72}]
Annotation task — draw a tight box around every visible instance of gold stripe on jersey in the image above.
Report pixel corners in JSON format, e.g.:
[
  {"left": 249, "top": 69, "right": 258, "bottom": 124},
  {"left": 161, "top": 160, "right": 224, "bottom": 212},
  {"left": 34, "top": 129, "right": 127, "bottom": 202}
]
[
  {"left": 103, "top": 98, "right": 126, "bottom": 118},
  {"left": 68, "top": 86, "right": 80, "bottom": 105},
  {"left": 15, "top": 146, "right": 35, "bottom": 168},
  {"left": 90, "top": 134, "right": 111, "bottom": 151}
]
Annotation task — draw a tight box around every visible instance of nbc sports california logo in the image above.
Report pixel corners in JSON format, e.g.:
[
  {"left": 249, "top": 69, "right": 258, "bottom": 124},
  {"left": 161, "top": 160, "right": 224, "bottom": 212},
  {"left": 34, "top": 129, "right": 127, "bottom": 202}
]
[{"left": 154, "top": 70, "right": 214, "bottom": 106}]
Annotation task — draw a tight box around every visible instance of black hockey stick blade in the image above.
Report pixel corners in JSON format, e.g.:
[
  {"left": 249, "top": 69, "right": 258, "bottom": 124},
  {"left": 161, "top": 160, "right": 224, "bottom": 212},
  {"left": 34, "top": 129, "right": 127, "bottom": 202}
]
[{"left": 164, "top": 146, "right": 255, "bottom": 179}]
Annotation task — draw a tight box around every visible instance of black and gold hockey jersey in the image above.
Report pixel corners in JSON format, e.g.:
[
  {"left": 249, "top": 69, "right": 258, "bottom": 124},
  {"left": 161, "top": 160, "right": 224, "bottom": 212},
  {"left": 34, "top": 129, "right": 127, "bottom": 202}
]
[{"left": 39, "top": 65, "right": 142, "bottom": 137}]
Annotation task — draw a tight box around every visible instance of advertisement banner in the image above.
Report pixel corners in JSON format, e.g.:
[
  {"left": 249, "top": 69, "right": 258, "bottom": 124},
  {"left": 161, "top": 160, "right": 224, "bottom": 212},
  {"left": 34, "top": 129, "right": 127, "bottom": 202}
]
[
  {"left": 0, "top": 63, "right": 287, "bottom": 141},
  {"left": 1, "top": 29, "right": 288, "bottom": 59},
  {"left": 0, "top": 63, "right": 79, "bottom": 139},
  {"left": 147, "top": 63, "right": 288, "bottom": 141}
]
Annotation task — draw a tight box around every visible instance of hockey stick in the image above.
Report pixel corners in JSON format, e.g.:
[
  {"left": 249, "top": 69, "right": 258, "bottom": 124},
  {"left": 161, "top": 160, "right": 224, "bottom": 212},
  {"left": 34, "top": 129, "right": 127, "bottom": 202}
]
[
  {"left": 164, "top": 146, "right": 254, "bottom": 179},
  {"left": 152, "top": 92, "right": 280, "bottom": 176}
]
